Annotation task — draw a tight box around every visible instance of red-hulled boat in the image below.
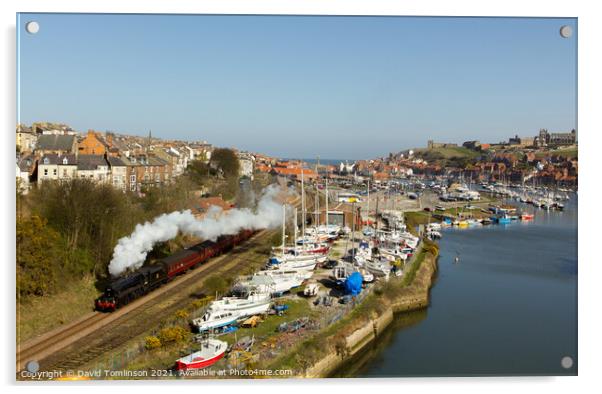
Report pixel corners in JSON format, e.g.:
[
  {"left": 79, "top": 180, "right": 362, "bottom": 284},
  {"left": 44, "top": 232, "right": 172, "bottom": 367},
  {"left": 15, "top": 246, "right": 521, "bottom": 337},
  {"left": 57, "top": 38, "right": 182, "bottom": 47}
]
[
  {"left": 175, "top": 338, "right": 227, "bottom": 370},
  {"left": 521, "top": 213, "right": 534, "bottom": 221},
  {"left": 289, "top": 242, "right": 330, "bottom": 255}
]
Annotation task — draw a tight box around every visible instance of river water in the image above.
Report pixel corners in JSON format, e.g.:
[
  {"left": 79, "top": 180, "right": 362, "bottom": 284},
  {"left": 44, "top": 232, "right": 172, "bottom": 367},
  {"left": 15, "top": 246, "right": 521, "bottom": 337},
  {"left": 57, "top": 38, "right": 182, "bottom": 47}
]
[{"left": 340, "top": 197, "right": 578, "bottom": 377}]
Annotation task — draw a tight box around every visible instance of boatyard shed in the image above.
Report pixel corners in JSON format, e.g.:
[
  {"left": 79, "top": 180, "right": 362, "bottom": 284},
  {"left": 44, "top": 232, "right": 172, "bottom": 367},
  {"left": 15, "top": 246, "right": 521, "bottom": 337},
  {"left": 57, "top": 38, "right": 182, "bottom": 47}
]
[{"left": 314, "top": 203, "right": 362, "bottom": 230}]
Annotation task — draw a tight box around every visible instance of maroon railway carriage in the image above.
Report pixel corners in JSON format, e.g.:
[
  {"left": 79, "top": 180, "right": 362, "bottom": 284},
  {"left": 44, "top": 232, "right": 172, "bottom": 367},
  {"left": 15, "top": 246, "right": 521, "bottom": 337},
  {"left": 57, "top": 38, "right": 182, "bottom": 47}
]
[
  {"left": 162, "top": 230, "right": 257, "bottom": 278},
  {"left": 161, "top": 249, "right": 206, "bottom": 278}
]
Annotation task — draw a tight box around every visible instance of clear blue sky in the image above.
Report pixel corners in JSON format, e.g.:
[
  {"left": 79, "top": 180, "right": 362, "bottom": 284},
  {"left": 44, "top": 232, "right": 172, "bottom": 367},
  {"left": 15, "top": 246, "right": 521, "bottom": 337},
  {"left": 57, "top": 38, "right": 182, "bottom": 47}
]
[{"left": 17, "top": 14, "right": 576, "bottom": 159}]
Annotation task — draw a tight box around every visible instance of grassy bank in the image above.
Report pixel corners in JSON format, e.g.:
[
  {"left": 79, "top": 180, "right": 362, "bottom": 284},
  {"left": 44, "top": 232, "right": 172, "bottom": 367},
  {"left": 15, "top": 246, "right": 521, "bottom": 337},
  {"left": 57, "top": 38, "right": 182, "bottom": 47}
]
[
  {"left": 17, "top": 275, "right": 100, "bottom": 344},
  {"left": 401, "top": 248, "right": 426, "bottom": 286},
  {"left": 413, "top": 146, "right": 480, "bottom": 160},
  {"left": 265, "top": 295, "right": 377, "bottom": 373},
  {"left": 405, "top": 211, "right": 433, "bottom": 233},
  {"left": 536, "top": 147, "right": 577, "bottom": 159},
  {"left": 440, "top": 206, "right": 490, "bottom": 219},
  {"left": 405, "top": 205, "right": 492, "bottom": 230}
]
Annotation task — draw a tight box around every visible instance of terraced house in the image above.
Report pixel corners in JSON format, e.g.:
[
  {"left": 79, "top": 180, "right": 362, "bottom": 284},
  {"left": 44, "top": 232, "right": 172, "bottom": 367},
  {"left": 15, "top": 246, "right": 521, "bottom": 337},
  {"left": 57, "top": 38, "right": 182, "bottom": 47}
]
[
  {"left": 125, "top": 154, "right": 172, "bottom": 193},
  {"left": 16, "top": 154, "right": 37, "bottom": 193},
  {"left": 107, "top": 156, "right": 128, "bottom": 192},
  {"left": 16, "top": 125, "right": 37, "bottom": 153},
  {"left": 76, "top": 154, "right": 111, "bottom": 183},
  {"left": 78, "top": 130, "right": 109, "bottom": 155},
  {"left": 153, "top": 147, "right": 188, "bottom": 177},
  {"left": 37, "top": 154, "right": 78, "bottom": 183}
]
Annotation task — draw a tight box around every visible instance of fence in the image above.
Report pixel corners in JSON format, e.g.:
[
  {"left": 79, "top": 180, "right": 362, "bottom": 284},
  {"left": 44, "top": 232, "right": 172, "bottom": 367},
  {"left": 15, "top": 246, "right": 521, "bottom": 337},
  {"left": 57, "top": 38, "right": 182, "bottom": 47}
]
[{"left": 321, "top": 286, "right": 370, "bottom": 327}]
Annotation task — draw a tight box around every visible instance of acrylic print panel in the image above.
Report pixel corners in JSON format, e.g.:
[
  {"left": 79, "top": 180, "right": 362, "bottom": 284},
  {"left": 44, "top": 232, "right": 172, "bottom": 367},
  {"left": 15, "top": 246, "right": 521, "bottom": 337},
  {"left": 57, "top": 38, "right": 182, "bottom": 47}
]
[{"left": 16, "top": 13, "right": 577, "bottom": 380}]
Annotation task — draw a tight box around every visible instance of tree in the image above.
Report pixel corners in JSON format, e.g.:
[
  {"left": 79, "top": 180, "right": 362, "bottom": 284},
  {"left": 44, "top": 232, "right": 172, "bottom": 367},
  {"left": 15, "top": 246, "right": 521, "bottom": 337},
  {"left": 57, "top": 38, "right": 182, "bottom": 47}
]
[
  {"left": 140, "top": 176, "right": 196, "bottom": 216},
  {"left": 16, "top": 178, "right": 25, "bottom": 220},
  {"left": 447, "top": 156, "right": 472, "bottom": 169},
  {"left": 186, "top": 159, "right": 213, "bottom": 186},
  {"left": 210, "top": 148, "right": 240, "bottom": 179},
  {"left": 214, "top": 177, "right": 239, "bottom": 201},
  {"left": 30, "top": 179, "right": 146, "bottom": 277},
  {"left": 16, "top": 216, "right": 64, "bottom": 297}
]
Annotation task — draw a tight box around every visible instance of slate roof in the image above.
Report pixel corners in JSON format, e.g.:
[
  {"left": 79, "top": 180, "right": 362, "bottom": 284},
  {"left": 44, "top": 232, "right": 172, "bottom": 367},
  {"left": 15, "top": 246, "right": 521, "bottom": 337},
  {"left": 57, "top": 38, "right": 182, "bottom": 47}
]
[
  {"left": 17, "top": 154, "right": 37, "bottom": 172},
  {"left": 125, "top": 155, "right": 170, "bottom": 167},
  {"left": 147, "top": 156, "right": 170, "bottom": 166},
  {"left": 77, "top": 155, "right": 108, "bottom": 170},
  {"left": 39, "top": 153, "right": 77, "bottom": 166},
  {"left": 107, "top": 156, "right": 127, "bottom": 167},
  {"left": 36, "top": 135, "right": 76, "bottom": 152}
]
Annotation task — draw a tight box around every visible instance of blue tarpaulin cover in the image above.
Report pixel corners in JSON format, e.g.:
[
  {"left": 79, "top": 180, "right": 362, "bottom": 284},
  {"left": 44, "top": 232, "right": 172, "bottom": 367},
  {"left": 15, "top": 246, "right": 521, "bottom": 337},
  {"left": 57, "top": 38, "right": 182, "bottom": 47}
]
[{"left": 344, "top": 272, "right": 363, "bottom": 296}]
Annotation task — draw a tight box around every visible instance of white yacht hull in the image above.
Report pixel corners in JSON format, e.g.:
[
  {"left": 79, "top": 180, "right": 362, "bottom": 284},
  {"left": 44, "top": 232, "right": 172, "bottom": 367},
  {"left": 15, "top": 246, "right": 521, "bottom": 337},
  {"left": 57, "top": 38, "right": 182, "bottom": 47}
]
[
  {"left": 365, "top": 260, "right": 391, "bottom": 277},
  {"left": 235, "top": 273, "right": 307, "bottom": 295},
  {"left": 210, "top": 295, "right": 272, "bottom": 316},
  {"left": 256, "top": 268, "right": 313, "bottom": 280}
]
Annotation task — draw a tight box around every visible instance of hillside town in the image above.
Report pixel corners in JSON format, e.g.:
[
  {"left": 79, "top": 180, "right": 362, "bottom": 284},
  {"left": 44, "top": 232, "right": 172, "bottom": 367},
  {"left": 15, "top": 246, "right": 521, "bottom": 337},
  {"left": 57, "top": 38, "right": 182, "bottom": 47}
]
[
  {"left": 16, "top": 123, "right": 213, "bottom": 195},
  {"left": 331, "top": 128, "right": 577, "bottom": 188},
  {"left": 16, "top": 123, "right": 577, "bottom": 197}
]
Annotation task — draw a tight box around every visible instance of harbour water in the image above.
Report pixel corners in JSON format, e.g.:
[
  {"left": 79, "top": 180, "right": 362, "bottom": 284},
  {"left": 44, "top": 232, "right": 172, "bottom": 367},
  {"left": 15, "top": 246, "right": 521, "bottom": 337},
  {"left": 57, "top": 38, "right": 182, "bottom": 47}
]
[{"left": 341, "top": 197, "right": 578, "bottom": 377}]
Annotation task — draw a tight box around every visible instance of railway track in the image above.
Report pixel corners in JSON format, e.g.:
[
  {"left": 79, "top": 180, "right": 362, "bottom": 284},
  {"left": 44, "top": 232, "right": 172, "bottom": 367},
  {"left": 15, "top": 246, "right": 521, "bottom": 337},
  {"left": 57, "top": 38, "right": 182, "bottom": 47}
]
[
  {"left": 17, "top": 195, "right": 301, "bottom": 375},
  {"left": 17, "top": 312, "right": 105, "bottom": 370}
]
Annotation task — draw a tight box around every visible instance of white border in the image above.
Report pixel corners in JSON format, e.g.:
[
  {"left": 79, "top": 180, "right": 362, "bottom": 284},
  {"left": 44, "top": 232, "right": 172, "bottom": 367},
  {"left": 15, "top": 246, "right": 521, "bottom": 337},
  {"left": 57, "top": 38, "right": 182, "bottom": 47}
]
[{"left": 2, "top": 1, "right": 600, "bottom": 393}]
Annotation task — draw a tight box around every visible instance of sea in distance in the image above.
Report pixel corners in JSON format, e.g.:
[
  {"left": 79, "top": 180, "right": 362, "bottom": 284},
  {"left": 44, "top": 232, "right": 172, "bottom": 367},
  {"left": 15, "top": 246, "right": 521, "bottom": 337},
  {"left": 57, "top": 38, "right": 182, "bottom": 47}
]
[
  {"left": 283, "top": 158, "right": 355, "bottom": 167},
  {"left": 335, "top": 197, "right": 578, "bottom": 377}
]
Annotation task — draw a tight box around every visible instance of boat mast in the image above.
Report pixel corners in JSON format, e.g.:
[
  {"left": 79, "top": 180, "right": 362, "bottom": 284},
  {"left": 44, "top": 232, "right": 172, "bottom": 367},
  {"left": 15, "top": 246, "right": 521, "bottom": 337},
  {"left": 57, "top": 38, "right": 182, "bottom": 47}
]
[
  {"left": 281, "top": 204, "right": 286, "bottom": 253},
  {"left": 315, "top": 157, "right": 320, "bottom": 226},
  {"left": 315, "top": 192, "right": 319, "bottom": 227},
  {"left": 301, "top": 169, "right": 306, "bottom": 238},
  {"left": 375, "top": 195, "right": 379, "bottom": 232},
  {"left": 325, "top": 178, "right": 329, "bottom": 228},
  {"left": 351, "top": 200, "right": 356, "bottom": 261},
  {"left": 294, "top": 207, "right": 298, "bottom": 252},
  {"left": 367, "top": 180, "right": 370, "bottom": 227}
]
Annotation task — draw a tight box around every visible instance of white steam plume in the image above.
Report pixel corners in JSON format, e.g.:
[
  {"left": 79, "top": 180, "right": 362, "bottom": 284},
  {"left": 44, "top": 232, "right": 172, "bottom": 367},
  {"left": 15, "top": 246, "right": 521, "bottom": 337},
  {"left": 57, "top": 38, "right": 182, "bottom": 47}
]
[{"left": 108, "top": 184, "right": 292, "bottom": 277}]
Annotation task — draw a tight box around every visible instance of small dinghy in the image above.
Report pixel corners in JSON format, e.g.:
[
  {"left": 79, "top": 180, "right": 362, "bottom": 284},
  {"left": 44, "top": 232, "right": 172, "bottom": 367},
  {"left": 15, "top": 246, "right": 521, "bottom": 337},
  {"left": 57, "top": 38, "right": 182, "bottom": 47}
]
[{"left": 176, "top": 338, "right": 227, "bottom": 370}]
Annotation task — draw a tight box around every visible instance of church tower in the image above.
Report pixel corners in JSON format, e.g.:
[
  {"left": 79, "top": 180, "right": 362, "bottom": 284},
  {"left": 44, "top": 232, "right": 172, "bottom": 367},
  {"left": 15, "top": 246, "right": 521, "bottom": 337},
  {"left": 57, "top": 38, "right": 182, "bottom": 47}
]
[{"left": 146, "top": 130, "right": 152, "bottom": 153}]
